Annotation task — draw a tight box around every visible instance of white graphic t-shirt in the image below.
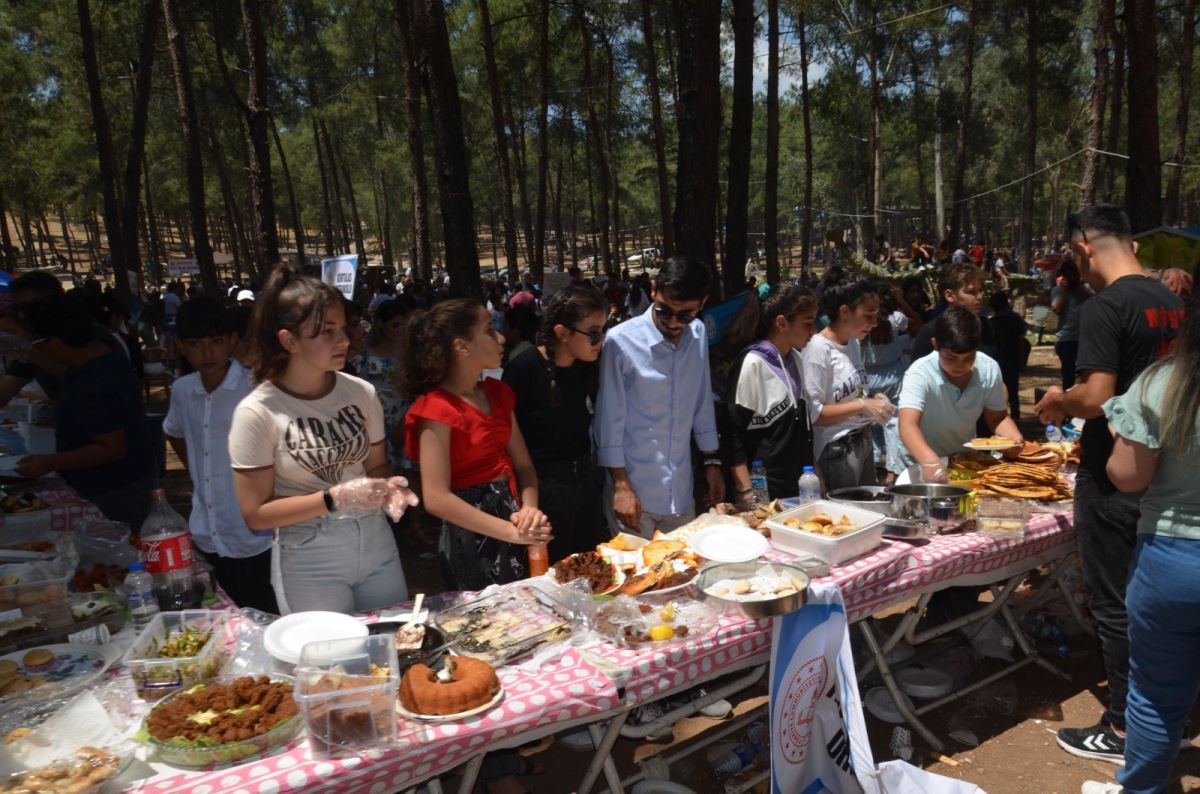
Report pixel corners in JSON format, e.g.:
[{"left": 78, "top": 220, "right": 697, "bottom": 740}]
[
  {"left": 229, "top": 372, "right": 385, "bottom": 497},
  {"left": 800, "top": 332, "right": 872, "bottom": 458}
]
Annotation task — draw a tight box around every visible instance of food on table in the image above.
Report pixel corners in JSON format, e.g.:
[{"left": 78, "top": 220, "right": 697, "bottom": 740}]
[
  {"left": 552, "top": 550, "right": 619, "bottom": 594},
  {"left": 714, "top": 498, "right": 786, "bottom": 532},
  {"left": 0, "top": 660, "right": 16, "bottom": 677},
  {"left": 436, "top": 587, "right": 574, "bottom": 665},
  {"left": 3, "top": 727, "right": 31, "bottom": 745},
  {"left": 73, "top": 563, "right": 127, "bottom": 593},
  {"left": 21, "top": 648, "right": 54, "bottom": 673},
  {"left": 641, "top": 539, "right": 685, "bottom": 567},
  {"left": 0, "top": 675, "right": 46, "bottom": 695},
  {"left": 594, "top": 596, "right": 713, "bottom": 647},
  {"left": 0, "top": 542, "right": 53, "bottom": 553},
  {"left": 69, "top": 595, "right": 117, "bottom": 622},
  {"left": 973, "top": 462, "right": 1073, "bottom": 500},
  {"left": 0, "top": 493, "right": 49, "bottom": 514},
  {"left": 394, "top": 623, "right": 426, "bottom": 653},
  {"left": 301, "top": 667, "right": 394, "bottom": 754},
  {"left": 399, "top": 655, "right": 500, "bottom": 716},
  {"left": 781, "top": 513, "right": 860, "bottom": 537},
  {"left": 155, "top": 626, "right": 212, "bottom": 659},
  {"left": 704, "top": 572, "right": 807, "bottom": 602},
  {"left": 0, "top": 746, "right": 121, "bottom": 794},
  {"left": 0, "top": 617, "right": 43, "bottom": 642},
  {"left": 145, "top": 676, "right": 298, "bottom": 746},
  {"left": 968, "top": 436, "right": 1015, "bottom": 447},
  {"left": 619, "top": 559, "right": 695, "bottom": 596}
]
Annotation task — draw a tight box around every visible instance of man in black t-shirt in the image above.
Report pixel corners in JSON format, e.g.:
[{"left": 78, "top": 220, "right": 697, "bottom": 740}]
[{"left": 1035, "top": 205, "right": 1184, "bottom": 766}]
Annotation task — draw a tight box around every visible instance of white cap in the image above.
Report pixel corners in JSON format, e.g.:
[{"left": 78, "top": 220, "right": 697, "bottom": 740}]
[{"left": 236, "top": 289, "right": 255, "bottom": 302}]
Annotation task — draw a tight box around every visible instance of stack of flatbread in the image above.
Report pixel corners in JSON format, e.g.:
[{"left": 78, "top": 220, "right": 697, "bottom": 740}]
[{"left": 974, "top": 462, "right": 1073, "bottom": 501}]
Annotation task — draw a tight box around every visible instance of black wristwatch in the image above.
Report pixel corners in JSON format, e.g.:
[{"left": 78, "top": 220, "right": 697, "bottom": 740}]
[{"left": 322, "top": 488, "right": 336, "bottom": 513}]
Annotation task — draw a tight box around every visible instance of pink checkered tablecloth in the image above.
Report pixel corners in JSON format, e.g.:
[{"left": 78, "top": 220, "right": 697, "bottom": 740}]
[
  {"left": 131, "top": 648, "right": 621, "bottom": 794},
  {"left": 18, "top": 477, "right": 108, "bottom": 533}
]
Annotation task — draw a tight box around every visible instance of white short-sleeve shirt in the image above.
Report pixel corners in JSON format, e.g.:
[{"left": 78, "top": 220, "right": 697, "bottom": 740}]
[{"left": 896, "top": 351, "right": 1007, "bottom": 466}]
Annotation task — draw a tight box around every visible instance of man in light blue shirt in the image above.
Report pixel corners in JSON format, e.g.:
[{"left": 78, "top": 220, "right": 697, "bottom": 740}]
[
  {"left": 897, "top": 307, "right": 1023, "bottom": 480},
  {"left": 595, "top": 256, "right": 724, "bottom": 537}
]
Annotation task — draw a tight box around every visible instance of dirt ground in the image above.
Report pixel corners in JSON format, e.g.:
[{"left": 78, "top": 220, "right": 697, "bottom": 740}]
[{"left": 154, "top": 346, "right": 1200, "bottom": 793}]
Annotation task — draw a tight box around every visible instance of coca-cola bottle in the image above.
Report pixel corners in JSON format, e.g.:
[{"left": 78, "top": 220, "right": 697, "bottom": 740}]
[{"left": 140, "top": 489, "right": 197, "bottom": 610}]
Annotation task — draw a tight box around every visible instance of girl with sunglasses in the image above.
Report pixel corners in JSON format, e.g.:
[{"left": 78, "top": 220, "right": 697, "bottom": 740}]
[
  {"left": 402, "top": 299, "right": 552, "bottom": 590},
  {"left": 503, "top": 286, "right": 609, "bottom": 562}
]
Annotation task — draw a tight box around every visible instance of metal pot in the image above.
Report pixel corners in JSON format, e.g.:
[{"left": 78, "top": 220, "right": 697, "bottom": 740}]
[
  {"left": 828, "top": 486, "right": 892, "bottom": 513},
  {"left": 885, "top": 484, "right": 975, "bottom": 533}
]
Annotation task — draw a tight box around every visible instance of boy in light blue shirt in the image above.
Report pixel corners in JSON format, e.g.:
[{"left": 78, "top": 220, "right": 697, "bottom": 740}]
[{"left": 896, "top": 307, "right": 1023, "bottom": 481}]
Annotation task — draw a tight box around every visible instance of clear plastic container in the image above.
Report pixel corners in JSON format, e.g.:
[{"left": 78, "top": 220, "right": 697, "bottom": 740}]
[
  {"left": 0, "top": 560, "right": 72, "bottom": 626},
  {"left": 122, "top": 609, "right": 229, "bottom": 701},
  {"left": 976, "top": 497, "right": 1030, "bottom": 539},
  {"left": 294, "top": 635, "right": 399, "bottom": 758}
]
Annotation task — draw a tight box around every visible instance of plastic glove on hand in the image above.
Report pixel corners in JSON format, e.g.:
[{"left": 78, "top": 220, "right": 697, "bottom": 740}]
[{"left": 329, "top": 477, "right": 391, "bottom": 517}]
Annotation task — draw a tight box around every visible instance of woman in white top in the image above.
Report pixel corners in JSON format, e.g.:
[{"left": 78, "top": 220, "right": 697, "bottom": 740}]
[
  {"left": 801, "top": 273, "right": 894, "bottom": 492},
  {"left": 230, "top": 265, "right": 418, "bottom": 615}
]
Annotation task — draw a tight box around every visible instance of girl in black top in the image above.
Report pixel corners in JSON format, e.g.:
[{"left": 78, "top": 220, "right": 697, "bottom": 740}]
[
  {"left": 725, "top": 284, "right": 819, "bottom": 503},
  {"left": 502, "top": 286, "right": 609, "bottom": 561}
]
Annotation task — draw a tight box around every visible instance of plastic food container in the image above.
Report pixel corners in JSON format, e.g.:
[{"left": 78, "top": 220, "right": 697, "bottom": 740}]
[
  {"left": 976, "top": 497, "right": 1030, "bottom": 538},
  {"left": 122, "top": 609, "right": 230, "bottom": 701},
  {"left": 294, "top": 635, "right": 399, "bottom": 758},
  {"left": 140, "top": 674, "right": 303, "bottom": 767},
  {"left": 0, "top": 560, "right": 72, "bottom": 626},
  {"left": 765, "top": 500, "right": 888, "bottom": 564}
]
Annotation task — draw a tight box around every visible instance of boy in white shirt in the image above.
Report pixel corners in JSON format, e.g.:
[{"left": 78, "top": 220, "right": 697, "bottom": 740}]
[{"left": 163, "top": 298, "right": 277, "bottom": 612}]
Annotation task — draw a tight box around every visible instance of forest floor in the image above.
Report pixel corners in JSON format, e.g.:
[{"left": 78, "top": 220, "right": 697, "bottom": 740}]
[{"left": 154, "top": 343, "right": 1200, "bottom": 793}]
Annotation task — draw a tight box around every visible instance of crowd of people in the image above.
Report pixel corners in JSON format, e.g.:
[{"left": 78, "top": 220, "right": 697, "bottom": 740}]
[{"left": 0, "top": 203, "right": 1196, "bottom": 794}]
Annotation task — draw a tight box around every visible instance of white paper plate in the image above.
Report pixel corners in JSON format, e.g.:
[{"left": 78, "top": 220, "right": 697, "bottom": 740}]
[
  {"left": 396, "top": 686, "right": 504, "bottom": 721},
  {"left": 263, "top": 611, "right": 368, "bottom": 666},
  {"left": 689, "top": 524, "right": 768, "bottom": 563},
  {"left": 0, "top": 643, "right": 119, "bottom": 702}
]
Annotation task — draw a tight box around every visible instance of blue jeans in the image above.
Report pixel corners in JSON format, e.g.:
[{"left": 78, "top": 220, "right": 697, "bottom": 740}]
[{"left": 1117, "top": 534, "right": 1200, "bottom": 794}]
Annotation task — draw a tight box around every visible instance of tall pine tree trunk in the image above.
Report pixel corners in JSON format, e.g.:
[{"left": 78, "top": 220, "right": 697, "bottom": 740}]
[
  {"left": 533, "top": 0, "right": 550, "bottom": 282},
  {"left": 333, "top": 140, "right": 366, "bottom": 259},
  {"left": 723, "top": 0, "right": 753, "bottom": 297},
  {"left": 553, "top": 160, "right": 566, "bottom": 269},
  {"left": 320, "top": 122, "right": 351, "bottom": 252},
  {"left": 271, "top": 118, "right": 304, "bottom": 264},
  {"left": 1125, "top": 0, "right": 1161, "bottom": 232},
  {"left": 640, "top": 0, "right": 673, "bottom": 257},
  {"left": 394, "top": 0, "right": 432, "bottom": 281},
  {"left": 162, "top": 0, "right": 217, "bottom": 294},
  {"left": 77, "top": 0, "right": 131, "bottom": 296},
  {"left": 764, "top": 0, "right": 780, "bottom": 284},
  {"left": 1019, "top": 0, "right": 1038, "bottom": 272},
  {"left": 477, "top": 0, "right": 520, "bottom": 283},
  {"left": 411, "top": 0, "right": 480, "bottom": 297},
  {"left": 1165, "top": 0, "right": 1196, "bottom": 225},
  {"left": 671, "top": 0, "right": 721, "bottom": 293},
  {"left": 309, "top": 116, "right": 335, "bottom": 256},
  {"left": 574, "top": 2, "right": 612, "bottom": 277},
  {"left": 118, "top": 0, "right": 157, "bottom": 291},
  {"left": 240, "top": 0, "right": 278, "bottom": 268},
  {"left": 867, "top": 12, "right": 882, "bottom": 246},
  {"left": 0, "top": 189, "right": 16, "bottom": 272},
  {"left": 142, "top": 167, "right": 163, "bottom": 283},
  {"left": 1104, "top": 20, "right": 1125, "bottom": 202},
  {"left": 1080, "top": 0, "right": 1112, "bottom": 206},
  {"left": 947, "top": 0, "right": 977, "bottom": 248},
  {"left": 800, "top": 14, "right": 814, "bottom": 276},
  {"left": 507, "top": 96, "right": 536, "bottom": 270}
]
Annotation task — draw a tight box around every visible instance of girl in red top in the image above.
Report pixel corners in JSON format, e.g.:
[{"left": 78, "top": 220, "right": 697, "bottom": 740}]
[{"left": 403, "top": 299, "right": 552, "bottom": 590}]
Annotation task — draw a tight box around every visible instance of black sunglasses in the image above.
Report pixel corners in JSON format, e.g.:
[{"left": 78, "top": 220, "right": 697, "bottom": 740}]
[
  {"left": 567, "top": 327, "right": 605, "bottom": 345},
  {"left": 653, "top": 303, "right": 699, "bottom": 325}
]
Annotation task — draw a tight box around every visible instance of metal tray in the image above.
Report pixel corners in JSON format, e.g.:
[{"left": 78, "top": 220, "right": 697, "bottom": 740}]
[{"left": 433, "top": 584, "right": 578, "bottom": 666}]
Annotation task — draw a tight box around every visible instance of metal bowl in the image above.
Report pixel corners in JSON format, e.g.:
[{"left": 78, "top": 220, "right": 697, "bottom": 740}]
[
  {"left": 885, "top": 484, "right": 975, "bottom": 532},
  {"left": 695, "top": 561, "right": 810, "bottom": 620},
  {"left": 828, "top": 486, "right": 893, "bottom": 513}
]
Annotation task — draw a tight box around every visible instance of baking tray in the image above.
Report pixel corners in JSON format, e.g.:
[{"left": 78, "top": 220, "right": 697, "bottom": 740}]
[
  {"left": 765, "top": 500, "right": 888, "bottom": 565},
  {"left": 433, "top": 584, "right": 577, "bottom": 666}
]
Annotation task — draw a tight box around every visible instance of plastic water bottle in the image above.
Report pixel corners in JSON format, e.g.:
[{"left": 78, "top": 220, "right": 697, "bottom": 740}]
[
  {"left": 1045, "top": 424, "right": 1064, "bottom": 442},
  {"left": 710, "top": 743, "right": 756, "bottom": 781},
  {"left": 124, "top": 562, "right": 160, "bottom": 630},
  {"left": 749, "top": 460, "right": 769, "bottom": 505},
  {"left": 140, "top": 489, "right": 197, "bottom": 610},
  {"left": 797, "top": 466, "right": 821, "bottom": 503}
]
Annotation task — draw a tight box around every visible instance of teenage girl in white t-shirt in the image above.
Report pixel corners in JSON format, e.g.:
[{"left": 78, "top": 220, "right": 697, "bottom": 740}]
[
  {"left": 230, "top": 265, "right": 418, "bottom": 614},
  {"left": 800, "top": 273, "right": 894, "bottom": 492}
]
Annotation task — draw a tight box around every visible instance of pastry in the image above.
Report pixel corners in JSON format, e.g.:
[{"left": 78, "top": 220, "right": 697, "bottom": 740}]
[
  {"left": 0, "top": 659, "right": 17, "bottom": 677},
  {"left": 1, "top": 675, "right": 46, "bottom": 695},
  {"left": 399, "top": 655, "right": 499, "bottom": 716},
  {"left": 22, "top": 648, "right": 54, "bottom": 673}
]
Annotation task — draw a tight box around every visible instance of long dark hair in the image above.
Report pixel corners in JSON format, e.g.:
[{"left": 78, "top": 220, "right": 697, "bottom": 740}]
[
  {"left": 1140, "top": 292, "right": 1199, "bottom": 451},
  {"left": 399, "top": 298, "right": 484, "bottom": 398},
  {"left": 246, "top": 263, "right": 343, "bottom": 382},
  {"left": 539, "top": 285, "right": 606, "bottom": 407},
  {"left": 756, "top": 283, "right": 816, "bottom": 339}
]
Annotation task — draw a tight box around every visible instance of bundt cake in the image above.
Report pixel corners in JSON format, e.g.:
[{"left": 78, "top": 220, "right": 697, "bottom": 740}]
[{"left": 399, "top": 655, "right": 500, "bottom": 716}]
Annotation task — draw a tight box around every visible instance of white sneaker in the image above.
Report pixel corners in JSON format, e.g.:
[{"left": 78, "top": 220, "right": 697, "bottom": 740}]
[{"left": 1080, "top": 782, "right": 1122, "bottom": 794}]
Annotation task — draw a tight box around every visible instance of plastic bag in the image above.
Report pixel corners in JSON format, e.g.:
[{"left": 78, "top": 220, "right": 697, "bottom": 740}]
[{"left": 73, "top": 521, "right": 137, "bottom": 569}]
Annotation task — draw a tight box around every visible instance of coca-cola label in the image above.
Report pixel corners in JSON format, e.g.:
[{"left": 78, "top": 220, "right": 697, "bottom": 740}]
[{"left": 143, "top": 532, "right": 194, "bottom": 574}]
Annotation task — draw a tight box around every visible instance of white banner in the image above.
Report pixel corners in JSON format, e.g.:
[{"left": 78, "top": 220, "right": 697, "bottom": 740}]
[
  {"left": 321, "top": 254, "right": 359, "bottom": 299},
  {"left": 167, "top": 258, "right": 199, "bottom": 276}
]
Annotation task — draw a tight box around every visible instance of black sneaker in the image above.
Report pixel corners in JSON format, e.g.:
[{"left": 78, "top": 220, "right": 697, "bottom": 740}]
[{"left": 1057, "top": 722, "right": 1125, "bottom": 765}]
